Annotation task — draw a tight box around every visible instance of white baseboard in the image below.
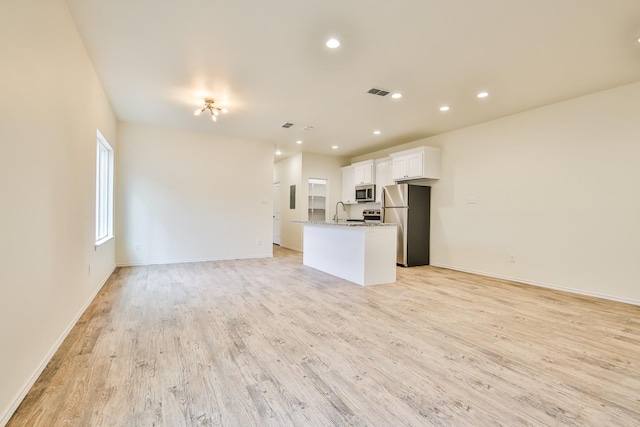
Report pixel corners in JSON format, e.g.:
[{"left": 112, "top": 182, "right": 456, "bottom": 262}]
[
  {"left": 278, "top": 244, "right": 302, "bottom": 253},
  {"left": 1, "top": 266, "right": 116, "bottom": 427},
  {"left": 116, "top": 252, "right": 272, "bottom": 267},
  {"left": 430, "top": 263, "right": 640, "bottom": 307}
]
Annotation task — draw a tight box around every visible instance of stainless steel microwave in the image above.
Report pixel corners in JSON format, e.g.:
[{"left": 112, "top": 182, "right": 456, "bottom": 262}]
[{"left": 355, "top": 184, "right": 375, "bottom": 202}]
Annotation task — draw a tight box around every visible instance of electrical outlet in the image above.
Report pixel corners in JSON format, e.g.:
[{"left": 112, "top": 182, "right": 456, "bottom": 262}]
[
  {"left": 510, "top": 254, "right": 516, "bottom": 263},
  {"left": 257, "top": 239, "right": 262, "bottom": 246},
  {"left": 135, "top": 243, "right": 141, "bottom": 250}
]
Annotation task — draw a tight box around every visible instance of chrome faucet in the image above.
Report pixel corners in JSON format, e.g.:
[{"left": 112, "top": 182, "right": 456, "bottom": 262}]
[{"left": 334, "top": 201, "right": 346, "bottom": 222}]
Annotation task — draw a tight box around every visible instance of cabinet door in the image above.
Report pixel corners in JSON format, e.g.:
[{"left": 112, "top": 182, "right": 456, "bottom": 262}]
[
  {"left": 341, "top": 166, "right": 356, "bottom": 204},
  {"left": 354, "top": 166, "right": 365, "bottom": 185},
  {"left": 406, "top": 152, "right": 424, "bottom": 178},
  {"left": 375, "top": 161, "right": 387, "bottom": 202},
  {"left": 390, "top": 146, "right": 440, "bottom": 181},
  {"left": 363, "top": 164, "right": 372, "bottom": 184},
  {"left": 385, "top": 159, "right": 395, "bottom": 187},
  {"left": 392, "top": 156, "right": 407, "bottom": 180},
  {"left": 375, "top": 159, "right": 394, "bottom": 202},
  {"left": 354, "top": 163, "right": 373, "bottom": 185}
]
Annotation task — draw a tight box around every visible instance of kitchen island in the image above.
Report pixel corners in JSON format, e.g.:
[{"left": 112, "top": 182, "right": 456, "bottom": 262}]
[{"left": 297, "top": 221, "right": 397, "bottom": 286}]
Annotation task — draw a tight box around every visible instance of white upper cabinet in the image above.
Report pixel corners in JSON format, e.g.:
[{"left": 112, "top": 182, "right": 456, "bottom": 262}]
[
  {"left": 353, "top": 160, "right": 374, "bottom": 185},
  {"left": 390, "top": 146, "right": 441, "bottom": 181},
  {"left": 374, "top": 158, "right": 393, "bottom": 203},
  {"left": 341, "top": 165, "right": 357, "bottom": 204}
]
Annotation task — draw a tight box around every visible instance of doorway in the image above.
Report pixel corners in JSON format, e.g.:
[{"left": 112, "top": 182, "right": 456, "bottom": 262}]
[
  {"left": 273, "top": 182, "right": 281, "bottom": 245},
  {"left": 308, "top": 178, "right": 328, "bottom": 221}
]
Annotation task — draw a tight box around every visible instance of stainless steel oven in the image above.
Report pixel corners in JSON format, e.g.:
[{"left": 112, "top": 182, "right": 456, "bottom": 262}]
[{"left": 363, "top": 209, "right": 381, "bottom": 223}]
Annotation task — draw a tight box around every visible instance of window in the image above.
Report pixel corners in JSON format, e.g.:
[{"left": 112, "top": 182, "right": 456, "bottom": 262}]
[{"left": 95, "top": 130, "right": 114, "bottom": 245}]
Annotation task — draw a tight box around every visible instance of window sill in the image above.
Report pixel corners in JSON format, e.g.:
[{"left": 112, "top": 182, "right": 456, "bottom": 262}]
[{"left": 95, "top": 235, "right": 114, "bottom": 249}]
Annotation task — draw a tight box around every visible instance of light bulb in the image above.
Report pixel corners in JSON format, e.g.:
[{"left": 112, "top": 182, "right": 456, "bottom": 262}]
[
  {"left": 440, "top": 106, "right": 450, "bottom": 112},
  {"left": 212, "top": 115, "right": 217, "bottom": 122},
  {"left": 194, "top": 109, "right": 202, "bottom": 116},
  {"left": 391, "top": 93, "right": 402, "bottom": 99},
  {"left": 326, "top": 38, "right": 340, "bottom": 49},
  {"left": 222, "top": 108, "right": 228, "bottom": 114},
  {"left": 477, "top": 91, "right": 489, "bottom": 98},
  {"left": 213, "top": 110, "right": 219, "bottom": 116}
]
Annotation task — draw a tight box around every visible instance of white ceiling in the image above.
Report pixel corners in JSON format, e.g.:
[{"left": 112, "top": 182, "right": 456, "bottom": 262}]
[{"left": 65, "top": 0, "right": 640, "bottom": 159}]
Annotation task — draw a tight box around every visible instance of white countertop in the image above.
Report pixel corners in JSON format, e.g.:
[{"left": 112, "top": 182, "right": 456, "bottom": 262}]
[{"left": 295, "top": 220, "right": 396, "bottom": 227}]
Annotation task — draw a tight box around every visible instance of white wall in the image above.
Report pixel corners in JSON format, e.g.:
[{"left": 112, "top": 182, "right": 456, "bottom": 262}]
[
  {"left": 116, "top": 122, "right": 273, "bottom": 265},
  {"left": 274, "top": 154, "right": 303, "bottom": 251},
  {"left": 0, "top": 0, "right": 117, "bottom": 423},
  {"left": 355, "top": 82, "right": 640, "bottom": 304},
  {"left": 429, "top": 82, "right": 640, "bottom": 304},
  {"left": 301, "top": 153, "right": 347, "bottom": 223},
  {"left": 274, "top": 153, "right": 348, "bottom": 251}
]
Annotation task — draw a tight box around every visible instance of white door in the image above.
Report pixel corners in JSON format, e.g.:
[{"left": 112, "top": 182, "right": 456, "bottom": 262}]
[{"left": 273, "top": 182, "right": 281, "bottom": 245}]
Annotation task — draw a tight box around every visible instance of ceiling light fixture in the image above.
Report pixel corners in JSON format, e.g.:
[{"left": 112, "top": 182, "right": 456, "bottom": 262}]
[
  {"left": 440, "top": 106, "right": 450, "bottom": 112},
  {"left": 391, "top": 93, "right": 402, "bottom": 99},
  {"left": 194, "top": 98, "right": 228, "bottom": 122},
  {"left": 477, "top": 91, "right": 489, "bottom": 98},
  {"left": 275, "top": 150, "right": 282, "bottom": 156},
  {"left": 331, "top": 145, "right": 338, "bottom": 149},
  {"left": 296, "top": 140, "right": 303, "bottom": 144},
  {"left": 373, "top": 130, "right": 381, "bottom": 135},
  {"left": 326, "top": 38, "right": 341, "bottom": 49}
]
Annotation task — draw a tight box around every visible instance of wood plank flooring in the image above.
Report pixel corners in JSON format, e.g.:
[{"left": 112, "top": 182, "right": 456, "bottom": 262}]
[{"left": 8, "top": 246, "right": 640, "bottom": 426}]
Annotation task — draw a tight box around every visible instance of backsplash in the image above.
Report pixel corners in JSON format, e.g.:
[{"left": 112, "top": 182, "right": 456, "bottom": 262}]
[{"left": 348, "top": 201, "right": 381, "bottom": 219}]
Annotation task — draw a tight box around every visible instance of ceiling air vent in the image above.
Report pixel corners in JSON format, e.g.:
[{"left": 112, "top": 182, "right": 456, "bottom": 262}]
[
  {"left": 281, "top": 122, "right": 294, "bottom": 128},
  {"left": 368, "top": 88, "right": 390, "bottom": 97}
]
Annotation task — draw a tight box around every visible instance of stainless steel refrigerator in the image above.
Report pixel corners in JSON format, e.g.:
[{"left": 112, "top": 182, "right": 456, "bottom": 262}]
[{"left": 382, "top": 184, "right": 431, "bottom": 267}]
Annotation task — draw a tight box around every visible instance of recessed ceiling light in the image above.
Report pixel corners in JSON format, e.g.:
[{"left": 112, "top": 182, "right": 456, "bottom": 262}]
[
  {"left": 391, "top": 93, "right": 402, "bottom": 99},
  {"left": 331, "top": 145, "right": 338, "bottom": 149},
  {"left": 296, "top": 140, "right": 303, "bottom": 144},
  {"left": 373, "top": 130, "right": 381, "bottom": 135},
  {"left": 326, "top": 38, "right": 341, "bottom": 49},
  {"left": 275, "top": 150, "right": 282, "bottom": 156},
  {"left": 477, "top": 91, "right": 489, "bottom": 98},
  {"left": 636, "top": 36, "right": 640, "bottom": 43},
  {"left": 439, "top": 106, "right": 450, "bottom": 112}
]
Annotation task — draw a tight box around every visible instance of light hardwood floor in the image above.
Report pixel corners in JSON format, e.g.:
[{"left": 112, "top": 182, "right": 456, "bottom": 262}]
[{"left": 8, "top": 246, "right": 640, "bottom": 426}]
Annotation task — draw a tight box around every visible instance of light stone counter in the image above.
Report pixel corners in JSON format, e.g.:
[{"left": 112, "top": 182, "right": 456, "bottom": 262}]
[{"left": 296, "top": 220, "right": 396, "bottom": 227}]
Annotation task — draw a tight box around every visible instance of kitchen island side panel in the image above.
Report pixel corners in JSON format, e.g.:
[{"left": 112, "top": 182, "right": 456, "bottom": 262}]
[
  {"left": 303, "top": 225, "right": 366, "bottom": 284},
  {"left": 302, "top": 223, "right": 397, "bottom": 286},
  {"left": 363, "top": 226, "right": 397, "bottom": 285}
]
